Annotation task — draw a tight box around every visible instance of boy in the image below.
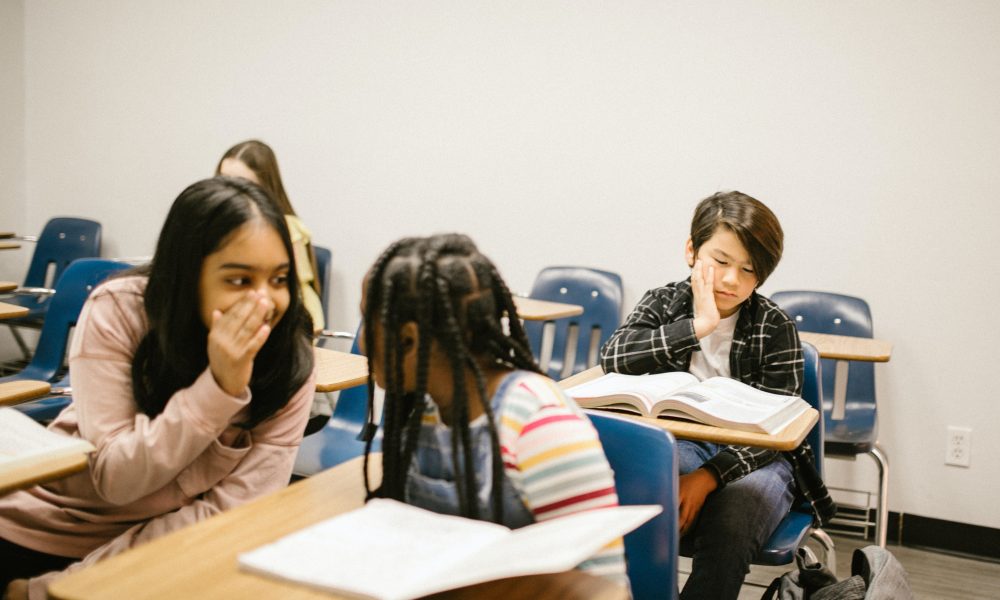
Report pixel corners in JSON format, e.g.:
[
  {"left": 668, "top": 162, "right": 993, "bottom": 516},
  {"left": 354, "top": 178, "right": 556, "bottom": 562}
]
[{"left": 600, "top": 191, "right": 834, "bottom": 600}]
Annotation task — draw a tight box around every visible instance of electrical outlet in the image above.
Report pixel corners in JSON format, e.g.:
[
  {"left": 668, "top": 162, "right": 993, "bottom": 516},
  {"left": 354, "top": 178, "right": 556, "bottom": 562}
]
[{"left": 946, "top": 426, "right": 972, "bottom": 467}]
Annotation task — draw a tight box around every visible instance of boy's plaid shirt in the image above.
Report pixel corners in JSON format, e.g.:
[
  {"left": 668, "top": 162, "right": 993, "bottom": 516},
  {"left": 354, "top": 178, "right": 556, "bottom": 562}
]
[{"left": 600, "top": 279, "right": 836, "bottom": 526}]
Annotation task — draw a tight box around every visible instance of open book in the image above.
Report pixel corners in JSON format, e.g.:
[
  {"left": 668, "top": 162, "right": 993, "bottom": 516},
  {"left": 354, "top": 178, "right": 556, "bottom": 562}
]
[
  {"left": 0, "top": 407, "right": 95, "bottom": 470},
  {"left": 239, "top": 498, "right": 660, "bottom": 600},
  {"left": 565, "top": 372, "right": 809, "bottom": 435}
]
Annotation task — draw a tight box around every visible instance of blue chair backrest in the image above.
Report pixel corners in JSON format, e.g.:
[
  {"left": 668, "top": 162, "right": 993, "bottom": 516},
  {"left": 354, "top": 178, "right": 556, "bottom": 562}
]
[
  {"left": 524, "top": 266, "right": 623, "bottom": 380},
  {"left": 770, "top": 291, "right": 876, "bottom": 415},
  {"left": 23, "top": 218, "right": 102, "bottom": 288},
  {"left": 313, "top": 245, "right": 331, "bottom": 326},
  {"left": 801, "top": 341, "right": 824, "bottom": 478},
  {"left": 17, "top": 259, "right": 130, "bottom": 382},
  {"left": 587, "top": 411, "right": 679, "bottom": 600}
]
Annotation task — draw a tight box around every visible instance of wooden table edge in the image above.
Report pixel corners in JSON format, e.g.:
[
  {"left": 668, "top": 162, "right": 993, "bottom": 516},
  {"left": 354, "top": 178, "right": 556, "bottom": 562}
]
[{"left": 0, "top": 453, "right": 88, "bottom": 497}]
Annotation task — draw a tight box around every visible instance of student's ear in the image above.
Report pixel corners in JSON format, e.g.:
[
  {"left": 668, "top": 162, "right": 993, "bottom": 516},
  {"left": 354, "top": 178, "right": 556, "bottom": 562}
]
[
  {"left": 685, "top": 238, "right": 696, "bottom": 268},
  {"left": 399, "top": 322, "right": 419, "bottom": 358}
]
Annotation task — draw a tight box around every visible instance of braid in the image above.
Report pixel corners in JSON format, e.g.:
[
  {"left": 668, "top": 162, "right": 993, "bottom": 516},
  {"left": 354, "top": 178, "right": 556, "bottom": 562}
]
[{"left": 363, "top": 233, "right": 542, "bottom": 525}]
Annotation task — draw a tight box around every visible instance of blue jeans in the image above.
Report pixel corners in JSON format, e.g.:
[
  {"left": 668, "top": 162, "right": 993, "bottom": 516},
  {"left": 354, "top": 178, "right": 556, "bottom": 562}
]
[{"left": 677, "top": 441, "right": 795, "bottom": 600}]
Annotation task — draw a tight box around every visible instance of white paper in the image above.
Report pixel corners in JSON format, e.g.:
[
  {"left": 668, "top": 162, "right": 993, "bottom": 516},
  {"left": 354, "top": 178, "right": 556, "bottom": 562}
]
[{"left": 239, "top": 499, "right": 660, "bottom": 600}]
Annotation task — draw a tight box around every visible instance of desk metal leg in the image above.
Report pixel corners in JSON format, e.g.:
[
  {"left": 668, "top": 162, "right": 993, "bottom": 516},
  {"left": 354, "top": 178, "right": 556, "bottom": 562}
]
[
  {"left": 871, "top": 443, "right": 890, "bottom": 548},
  {"left": 832, "top": 359, "right": 849, "bottom": 420}
]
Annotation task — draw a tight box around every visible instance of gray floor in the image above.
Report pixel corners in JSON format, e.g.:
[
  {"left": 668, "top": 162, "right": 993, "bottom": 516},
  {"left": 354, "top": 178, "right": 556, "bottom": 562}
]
[{"left": 674, "top": 534, "right": 1000, "bottom": 599}]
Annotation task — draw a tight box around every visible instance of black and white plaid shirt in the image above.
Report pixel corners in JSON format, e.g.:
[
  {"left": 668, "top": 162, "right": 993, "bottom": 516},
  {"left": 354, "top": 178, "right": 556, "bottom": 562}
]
[{"left": 600, "top": 279, "right": 836, "bottom": 526}]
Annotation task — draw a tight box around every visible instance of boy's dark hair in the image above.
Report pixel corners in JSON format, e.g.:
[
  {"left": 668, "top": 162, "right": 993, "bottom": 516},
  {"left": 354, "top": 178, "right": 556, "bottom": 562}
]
[
  {"left": 361, "top": 234, "right": 541, "bottom": 523},
  {"left": 131, "top": 176, "right": 314, "bottom": 429},
  {"left": 690, "top": 190, "right": 784, "bottom": 286}
]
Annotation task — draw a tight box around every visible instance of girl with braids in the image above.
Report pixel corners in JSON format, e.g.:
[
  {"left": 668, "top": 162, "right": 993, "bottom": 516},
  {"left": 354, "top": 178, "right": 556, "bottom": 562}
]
[
  {"left": 360, "top": 234, "right": 628, "bottom": 587},
  {"left": 0, "top": 177, "right": 315, "bottom": 600}
]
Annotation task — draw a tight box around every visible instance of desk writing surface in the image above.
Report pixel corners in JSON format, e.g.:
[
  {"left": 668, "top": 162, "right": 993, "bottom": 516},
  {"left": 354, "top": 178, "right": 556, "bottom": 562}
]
[
  {"left": 0, "top": 380, "right": 52, "bottom": 406},
  {"left": 512, "top": 297, "right": 584, "bottom": 321},
  {"left": 314, "top": 347, "right": 368, "bottom": 393},
  {"left": 49, "top": 455, "right": 625, "bottom": 600},
  {"left": 0, "top": 242, "right": 20, "bottom": 250},
  {"left": 0, "top": 302, "right": 29, "bottom": 320},
  {"left": 798, "top": 332, "right": 891, "bottom": 362},
  {"left": 0, "top": 281, "right": 17, "bottom": 293},
  {"left": 559, "top": 366, "right": 818, "bottom": 451},
  {"left": 0, "top": 453, "right": 88, "bottom": 497}
]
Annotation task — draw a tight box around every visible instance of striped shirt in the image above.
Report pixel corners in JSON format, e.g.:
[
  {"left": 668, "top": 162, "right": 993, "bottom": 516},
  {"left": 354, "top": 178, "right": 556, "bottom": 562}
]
[
  {"left": 411, "top": 370, "right": 629, "bottom": 585},
  {"left": 600, "top": 279, "right": 835, "bottom": 526}
]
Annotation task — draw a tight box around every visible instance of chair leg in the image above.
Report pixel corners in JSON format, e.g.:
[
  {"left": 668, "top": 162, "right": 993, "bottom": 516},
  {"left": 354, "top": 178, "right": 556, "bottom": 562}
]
[
  {"left": 869, "top": 443, "right": 890, "bottom": 548},
  {"left": 809, "top": 528, "right": 837, "bottom": 576},
  {"left": 10, "top": 326, "right": 32, "bottom": 362}
]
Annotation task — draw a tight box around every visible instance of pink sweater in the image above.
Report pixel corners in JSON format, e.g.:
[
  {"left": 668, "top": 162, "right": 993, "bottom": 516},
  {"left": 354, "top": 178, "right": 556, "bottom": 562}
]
[{"left": 0, "top": 276, "right": 314, "bottom": 591}]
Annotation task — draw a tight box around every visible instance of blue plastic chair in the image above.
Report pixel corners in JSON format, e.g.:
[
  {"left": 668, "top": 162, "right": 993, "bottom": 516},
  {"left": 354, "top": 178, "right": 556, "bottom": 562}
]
[
  {"left": 771, "top": 290, "right": 889, "bottom": 548},
  {"left": 523, "top": 267, "right": 623, "bottom": 380},
  {"left": 293, "top": 334, "right": 382, "bottom": 476},
  {"left": 4, "top": 218, "right": 102, "bottom": 358},
  {"left": 3, "top": 259, "right": 130, "bottom": 421},
  {"left": 312, "top": 245, "right": 331, "bottom": 327},
  {"left": 753, "top": 342, "right": 836, "bottom": 569},
  {"left": 587, "top": 411, "right": 679, "bottom": 600}
]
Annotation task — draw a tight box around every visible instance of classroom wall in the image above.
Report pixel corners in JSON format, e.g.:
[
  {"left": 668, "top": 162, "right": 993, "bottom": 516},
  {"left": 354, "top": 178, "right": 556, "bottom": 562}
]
[
  {"left": 0, "top": 0, "right": 26, "bottom": 277},
  {"left": 6, "top": 1, "right": 1000, "bottom": 529}
]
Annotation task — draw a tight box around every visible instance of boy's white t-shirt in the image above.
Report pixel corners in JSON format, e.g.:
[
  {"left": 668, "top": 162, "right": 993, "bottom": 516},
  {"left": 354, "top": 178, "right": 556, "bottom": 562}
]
[{"left": 688, "top": 311, "right": 740, "bottom": 380}]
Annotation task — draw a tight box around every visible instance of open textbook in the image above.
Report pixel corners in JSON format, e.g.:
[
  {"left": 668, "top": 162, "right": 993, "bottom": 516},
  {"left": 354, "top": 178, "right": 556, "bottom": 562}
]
[
  {"left": 0, "top": 407, "right": 95, "bottom": 469},
  {"left": 239, "top": 498, "right": 660, "bottom": 600},
  {"left": 565, "top": 371, "right": 809, "bottom": 435}
]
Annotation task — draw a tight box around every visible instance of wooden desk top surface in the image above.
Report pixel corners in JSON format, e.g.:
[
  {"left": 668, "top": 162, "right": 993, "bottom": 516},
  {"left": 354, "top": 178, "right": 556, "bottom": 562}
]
[
  {"left": 799, "top": 332, "right": 892, "bottom": 362},
  {"left": 0, "top": 380, "right": 52, "bottom": 407},
  {"left": 313, "top": 347, "right": 369, "bottom": 393},
  {"left": 0, "top": 452, "right": 88, "bottom": 497},
  {"left": 560, "top": 366, "right": 818, "bottom": 451},
  {"left": 0, "top": 242, "right": 20, "bottom": 250},
  {"left": 0, "top": 281, "right": 17, "bottom": 293},
  {"left": 512, "top": 297, "right": 585, "bottom": 321},
  {"left": 49, "top": 456, "right": 625, "bottom": 600},
  {"left": 0, "top": 301, "right": 29, "bottom": 320}
]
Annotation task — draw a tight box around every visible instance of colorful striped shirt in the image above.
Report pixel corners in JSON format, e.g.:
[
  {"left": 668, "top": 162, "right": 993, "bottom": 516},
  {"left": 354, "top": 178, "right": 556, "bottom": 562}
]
[{"left": 409, "top": 370, "right": 628, "bottom": 586}]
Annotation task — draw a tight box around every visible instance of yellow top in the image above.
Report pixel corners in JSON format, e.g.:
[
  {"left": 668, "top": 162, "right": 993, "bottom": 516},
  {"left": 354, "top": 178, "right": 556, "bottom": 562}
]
[{"left": 284, "top": 215, "right": 325, "bottom": 331}]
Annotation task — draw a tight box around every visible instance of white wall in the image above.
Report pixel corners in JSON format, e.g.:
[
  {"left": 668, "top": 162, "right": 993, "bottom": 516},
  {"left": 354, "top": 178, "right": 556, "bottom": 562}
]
[
  {"left": 9, "top": 0, "right": 1000, "bottom": 528},
  {"left": 0, "top": 0, "right": 26, "bottom": 278}
]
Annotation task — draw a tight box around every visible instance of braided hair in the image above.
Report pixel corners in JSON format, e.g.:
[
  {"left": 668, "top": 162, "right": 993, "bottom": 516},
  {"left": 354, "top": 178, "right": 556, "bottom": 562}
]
[{"left": 362, "top": 234, "right": 541, "bottom": 523}]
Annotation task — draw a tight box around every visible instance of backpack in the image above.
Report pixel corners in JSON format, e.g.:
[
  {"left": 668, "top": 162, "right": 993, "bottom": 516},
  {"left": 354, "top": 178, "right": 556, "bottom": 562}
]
[{"left": 761, "top": 545, "right": 913, "bottom": 600}]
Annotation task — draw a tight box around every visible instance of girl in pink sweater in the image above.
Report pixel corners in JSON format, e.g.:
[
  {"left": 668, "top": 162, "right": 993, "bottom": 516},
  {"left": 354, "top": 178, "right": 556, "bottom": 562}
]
[{"left": 0, "top": 177, "right": 316, "bottom": 599}]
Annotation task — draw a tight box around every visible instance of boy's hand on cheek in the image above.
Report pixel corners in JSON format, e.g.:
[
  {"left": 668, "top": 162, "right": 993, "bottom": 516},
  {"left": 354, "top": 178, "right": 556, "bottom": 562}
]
[
  {"left": 691, "top": 259, "right": 720, "bottom": 339},
  {"left": 207, "top": 291, "right": 274, "bottom": 397}
]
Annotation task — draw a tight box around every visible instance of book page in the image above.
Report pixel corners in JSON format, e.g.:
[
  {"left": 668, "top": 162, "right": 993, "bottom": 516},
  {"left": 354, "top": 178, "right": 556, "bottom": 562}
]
[
  {"left": 0, "top": 408, "right": 94, "bottom": 466},
  {"left": 661, "top": 378, "right": 806, "bottom": 433},
  {"left": 566, "top": 372, "right": 699, "bottom": 412},
  {"left": 238, "top": 499, "right": 509, "bottom": 600},
  {"left": 239, "top": 500, "right": 660, "bottom": 600}
]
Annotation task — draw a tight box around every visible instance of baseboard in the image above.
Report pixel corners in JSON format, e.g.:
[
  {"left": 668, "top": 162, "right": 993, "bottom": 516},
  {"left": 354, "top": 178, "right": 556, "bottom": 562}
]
[{"left": 882, "top": 511, "right": 1000, "bottom": 562}]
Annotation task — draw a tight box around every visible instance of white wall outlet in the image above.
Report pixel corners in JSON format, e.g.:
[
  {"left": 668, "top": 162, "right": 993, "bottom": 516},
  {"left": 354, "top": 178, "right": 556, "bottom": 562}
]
[{"left": 946, "top": 426, "right": 972, "bottom": 467}]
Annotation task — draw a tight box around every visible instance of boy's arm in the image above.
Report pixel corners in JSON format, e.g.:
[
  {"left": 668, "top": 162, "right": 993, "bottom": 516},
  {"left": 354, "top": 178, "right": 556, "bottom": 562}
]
[{"left": 599, "top": 288, "right": 700, "bottom": 375}]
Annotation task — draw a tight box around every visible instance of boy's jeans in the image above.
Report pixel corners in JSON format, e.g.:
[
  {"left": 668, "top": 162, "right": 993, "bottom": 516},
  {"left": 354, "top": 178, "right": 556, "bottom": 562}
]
[{"left": 677, "top": 440, "right": 796, "bottom": 600}]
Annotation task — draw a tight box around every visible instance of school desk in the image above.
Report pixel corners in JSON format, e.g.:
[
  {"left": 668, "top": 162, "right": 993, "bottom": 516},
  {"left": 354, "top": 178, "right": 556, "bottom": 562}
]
[
  {"left": 0, "top": 232, "right": 14, "bottom": 239},
  {"left": 0, "top": 242, "right": 20, "bottom": 250},
  {"left": 48, "top": 455, "right": 627, "bottom": 600},
  {"left": 0, "top": 380, "right": 52, "bottom": 407},
  {"left": 559, "top": 366, "right": 819, "bottom": 451},
  {"left": 797, "top": 331, "right": 892, "bottom": 421},
  {"left": 0, "top": 452, "right": 88, "bottom": 497},
  {"left": 0, "top": 301, "right": 29, "bottom": 320},
  {"left": 0, "top": 281, "right": 17, "bottom": 293},
  {"left": 512, "top": 296, "right": 584, "bottom": 320},
  {"left": 313, "top": 347, "right": 368, "bottom": 393}
]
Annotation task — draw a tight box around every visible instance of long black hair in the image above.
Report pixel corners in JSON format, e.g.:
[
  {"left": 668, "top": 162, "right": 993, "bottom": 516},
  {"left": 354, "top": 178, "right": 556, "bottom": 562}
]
[
  {"left": 131, "top": 176, "right": 314, "bottom": 429},
  {"left": 362, "top": 234, "right": 541, "bottom": 523}
]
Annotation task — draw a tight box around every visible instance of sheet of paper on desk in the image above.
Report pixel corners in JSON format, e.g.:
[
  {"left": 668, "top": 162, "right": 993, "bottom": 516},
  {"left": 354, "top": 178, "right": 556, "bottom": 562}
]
[
  {"left": 238, "top": 498, "right": 660, "bottom": 600},
  {"left": 0, "top": 407, "right": 94, "bottom": 466}
]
